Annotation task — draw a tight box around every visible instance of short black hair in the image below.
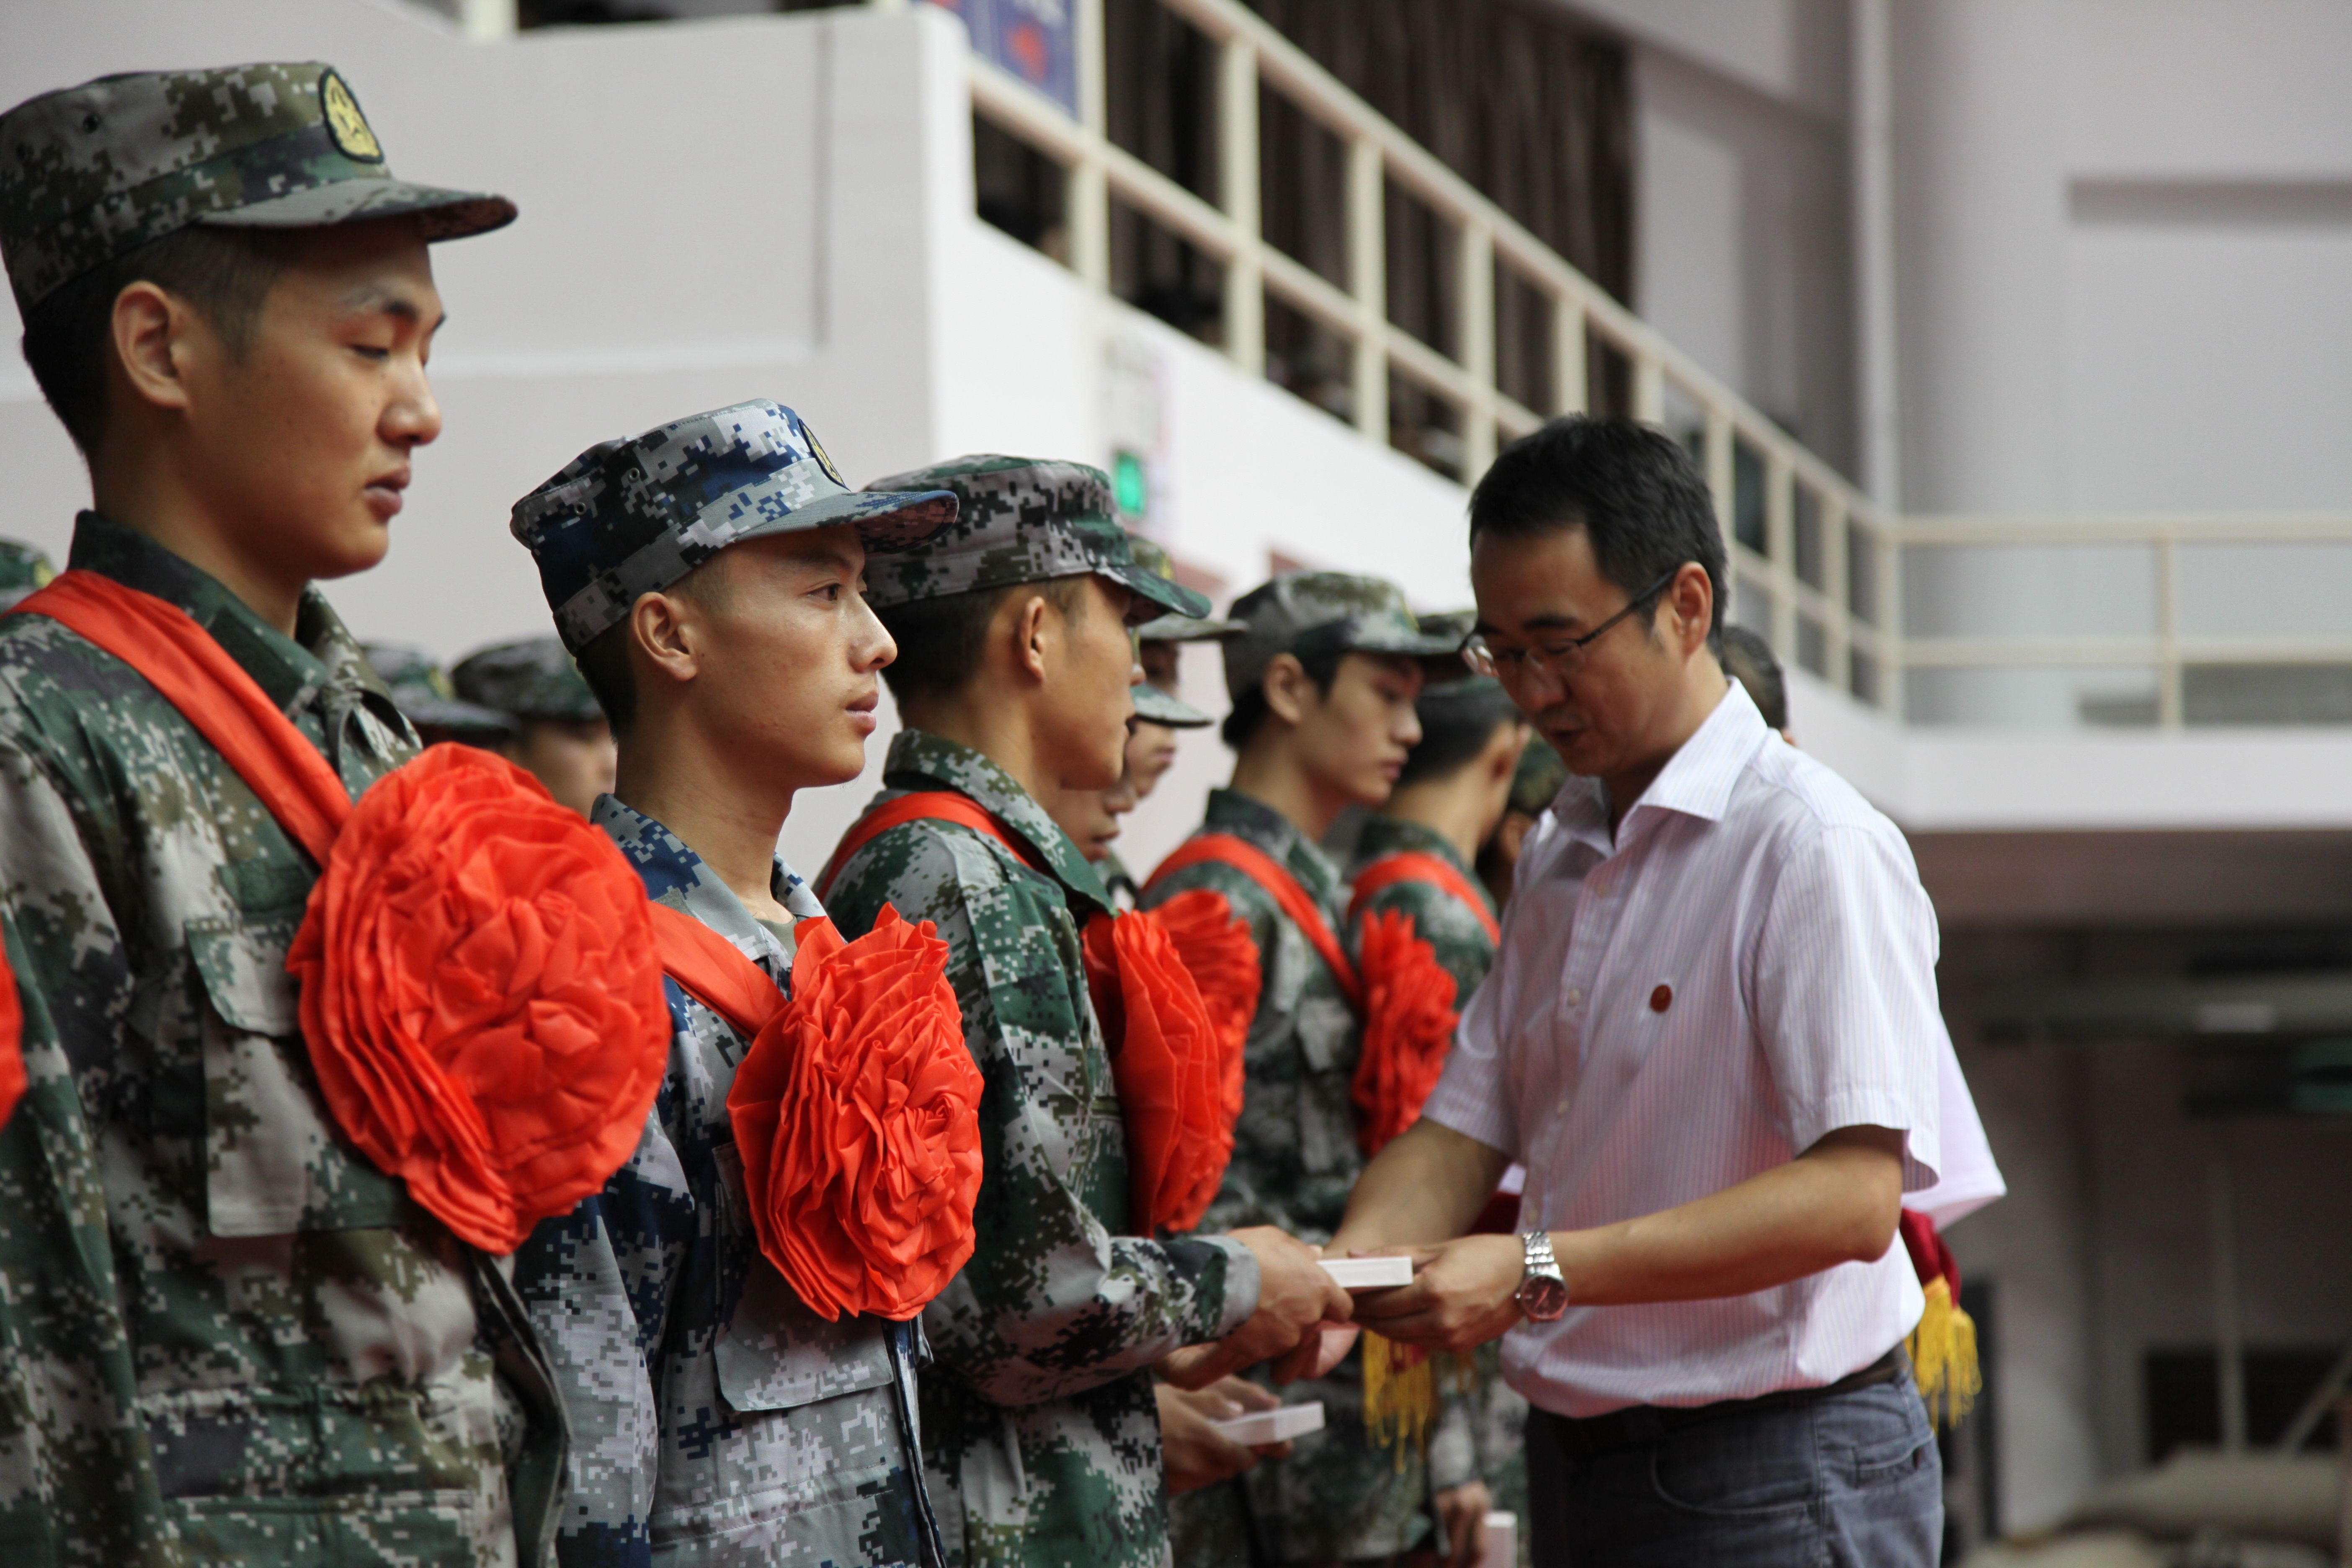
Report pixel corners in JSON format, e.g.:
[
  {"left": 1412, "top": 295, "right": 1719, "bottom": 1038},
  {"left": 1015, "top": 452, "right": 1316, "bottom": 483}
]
[
  {"left": 1395, "top": 681, "right": 1523, "bottom": 787},
  {"left": 573, "top": 622, "right": 637, "bottom": 738},
  {"left": 1220, "top": 644, "right": 1345, "bottom": 750},
  {"left": 19, "top": 227, "right": 299, "bottom": 456},
  {"left": 1467, "top": 415, "right": 1727, "bottom": 642},
  {"left": 877, "top": 576, "right": 1089, "bottom": 705},
  {"left": 1717, "top": 623, "right": 1787, "bottom": 730}
]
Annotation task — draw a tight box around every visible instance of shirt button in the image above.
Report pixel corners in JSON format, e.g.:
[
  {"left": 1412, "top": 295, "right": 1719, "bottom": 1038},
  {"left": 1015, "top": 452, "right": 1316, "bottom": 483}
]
[{"left": 1566, "top": 988, "right": 1582, "bottom": 1006}]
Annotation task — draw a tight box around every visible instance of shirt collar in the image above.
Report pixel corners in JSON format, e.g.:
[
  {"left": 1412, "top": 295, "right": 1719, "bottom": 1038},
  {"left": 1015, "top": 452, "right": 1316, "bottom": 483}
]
[
  {"left": 1544, "top": 679, "right": 1766, "bottom": 853},
  {"left": 592, "top": 793, "right": 823, "bottom": 976},
  {"left": 1353, "top": 814, "right": 1492, "bottom": 909},
  {"left": 1203, "top": 787, "right": 1345, "bottom": 910},
  {"left": 884, "top": 728, "right": 1112, "bottom": 909},
  {"left": 67, "top": 511, "right": 403, "bottom": 728}
]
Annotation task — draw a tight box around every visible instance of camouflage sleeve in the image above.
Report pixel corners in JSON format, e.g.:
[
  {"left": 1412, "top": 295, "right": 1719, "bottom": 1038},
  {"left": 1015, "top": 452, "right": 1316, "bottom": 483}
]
[
  {"left": 513, "top": 992, "right": 699, "bottom": 1568},
  {"left": 830, "top": 827, "right": 1258, "bottom": 1407}
]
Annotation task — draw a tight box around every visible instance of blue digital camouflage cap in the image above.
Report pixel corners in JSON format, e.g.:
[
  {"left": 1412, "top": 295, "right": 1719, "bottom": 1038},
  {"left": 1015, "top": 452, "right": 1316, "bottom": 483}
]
[
  {"left": 1222, "top": 570, "right": 1459, "bottom": 701},
  {"left": 511, "top": 400, "right": 959, "bottom": 653},
  {"left": 859, "top": 455, "right": 1211, "bottom": 620},
  {"left": 0, "top": 62, "right": 516, "bottom": 312}
]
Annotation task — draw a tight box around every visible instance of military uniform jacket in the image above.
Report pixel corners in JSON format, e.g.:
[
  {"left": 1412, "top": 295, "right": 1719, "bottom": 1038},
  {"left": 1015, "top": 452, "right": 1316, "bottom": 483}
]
[
  {"left": 515, "top": 798, "right": 937, "bottom": 1568},
  {"left": 0, "top": 515, "right": 566, "bottom": 1568},
  {"left": 822, "top": 730, "right": 1260, "bottom": 1568},
  {"left": 1144, "top": 791, "right": 1473, "bottom": 1565}
]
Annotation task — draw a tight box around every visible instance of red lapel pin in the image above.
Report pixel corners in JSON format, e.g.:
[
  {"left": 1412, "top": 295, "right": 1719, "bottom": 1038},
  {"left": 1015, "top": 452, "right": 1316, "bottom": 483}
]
[{"left": 1649, "top": 984, "right": 1672, "bottom": 1014}]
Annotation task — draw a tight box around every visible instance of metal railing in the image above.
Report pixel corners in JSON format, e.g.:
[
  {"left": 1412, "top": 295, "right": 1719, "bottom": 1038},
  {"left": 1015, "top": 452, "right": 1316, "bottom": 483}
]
[{"left": 959, "top": 0, "right": 2352, "bottom": 730}]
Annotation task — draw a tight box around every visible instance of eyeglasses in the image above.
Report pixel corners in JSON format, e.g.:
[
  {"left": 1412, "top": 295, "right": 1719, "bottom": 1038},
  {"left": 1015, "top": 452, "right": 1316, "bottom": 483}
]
[{"left": 1460, "top": 567, "right": 1682, "bottom": 686}]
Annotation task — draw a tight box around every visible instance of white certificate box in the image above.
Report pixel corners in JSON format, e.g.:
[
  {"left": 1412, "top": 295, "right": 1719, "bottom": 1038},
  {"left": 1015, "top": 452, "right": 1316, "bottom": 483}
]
[
  {"left": 1478, "top": 1511, "right": 1518, "bottom": 1568},
  {"left": 1319, "top": 1256, "right": 1414, "bottom": 1290},
  {"left": 1209, "top": 1402, "right": 1326, "bottom": 1446}
]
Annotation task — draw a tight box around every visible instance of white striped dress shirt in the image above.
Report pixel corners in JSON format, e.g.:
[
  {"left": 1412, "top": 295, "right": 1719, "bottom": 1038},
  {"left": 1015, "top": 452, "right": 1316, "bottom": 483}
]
[{"left": 1422, "top": 681, "right": 1943, "bottom": 1418}]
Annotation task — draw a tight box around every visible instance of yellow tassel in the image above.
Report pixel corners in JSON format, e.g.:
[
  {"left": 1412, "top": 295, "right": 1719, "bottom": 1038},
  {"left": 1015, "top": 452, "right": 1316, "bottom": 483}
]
[
  {"left": 1906, "top": 1276, "right": 1981, "bottom": 1429},
  {"left": 1360, "top": 1333, "right": 1439, "bottom": 1469}
]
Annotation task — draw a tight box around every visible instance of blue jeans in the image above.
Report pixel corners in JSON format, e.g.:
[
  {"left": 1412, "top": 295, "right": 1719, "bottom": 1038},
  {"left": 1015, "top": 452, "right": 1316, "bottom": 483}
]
[{"left": 1524, "top": 1375, "right": 1942, "bottom": 1567}]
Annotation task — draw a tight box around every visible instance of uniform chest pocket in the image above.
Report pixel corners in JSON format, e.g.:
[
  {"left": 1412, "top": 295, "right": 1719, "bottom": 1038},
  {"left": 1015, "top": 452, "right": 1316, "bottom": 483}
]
[
  {"left": 710, "top": 1143, "right": 899, "bottom": 1413},
  {"left": 190, "top": 910, "right": 407, "bottom": 1237}
]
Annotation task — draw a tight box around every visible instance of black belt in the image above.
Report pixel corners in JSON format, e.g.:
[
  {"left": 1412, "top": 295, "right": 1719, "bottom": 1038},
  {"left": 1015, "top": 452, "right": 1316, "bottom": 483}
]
[{"left": 1532, "top": 1345, "right": 1908, "bottom": 1460}]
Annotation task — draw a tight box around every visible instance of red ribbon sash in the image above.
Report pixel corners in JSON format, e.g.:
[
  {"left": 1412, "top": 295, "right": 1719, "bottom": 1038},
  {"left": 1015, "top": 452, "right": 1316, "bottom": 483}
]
[
  {"left": 816, "top": 791, "right": 1034, "bottom": 900},
  {"left": 1347, "top": 850, "right": 1501, "bottom": 946},
  {"left": 1149, "top": 833, "right": 1363, "bottom": 1011},
  {"left": 647, "top": 903, "right": 787, "bottom": 1039}
]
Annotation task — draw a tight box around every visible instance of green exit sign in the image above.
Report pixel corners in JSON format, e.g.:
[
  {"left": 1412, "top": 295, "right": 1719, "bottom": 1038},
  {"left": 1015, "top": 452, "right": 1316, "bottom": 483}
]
[{"left": 1112, "top": 449, "right": 1148, "bottom": 519}]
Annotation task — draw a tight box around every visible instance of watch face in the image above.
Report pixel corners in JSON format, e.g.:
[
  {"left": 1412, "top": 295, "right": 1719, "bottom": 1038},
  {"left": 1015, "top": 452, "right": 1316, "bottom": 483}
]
[{"left": 1517, "top": 1274, "right": 1571, "bottom": 1322}]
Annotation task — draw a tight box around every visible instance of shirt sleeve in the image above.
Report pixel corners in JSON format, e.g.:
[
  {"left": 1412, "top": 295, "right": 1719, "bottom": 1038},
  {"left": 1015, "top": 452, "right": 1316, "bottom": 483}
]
[
  {"left": 834, "top": 826, "right": 1261, "bottom": 1408},
  {"left": 1749, "top": 821, "right": 1943, "bottom": 1189},
  {"left": 511, "top": 985, "right": 700, "bottom": 1568}
]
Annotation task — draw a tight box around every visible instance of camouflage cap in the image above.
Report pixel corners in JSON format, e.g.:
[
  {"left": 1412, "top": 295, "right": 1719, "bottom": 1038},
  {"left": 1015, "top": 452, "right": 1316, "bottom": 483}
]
[
  {"left": 1128, "top": 535, "right": 1243, "bottom": 643},
  {"left": 361, "top": 643, "right": 515, "bottom": 742},
  {"left": 511, "top": 400, "right": 958, "bottom": 654},
  {"left": 1133, "top": 679, "right": 1211, "bottom": 729},
  {"left": 0, "top": 538, "right": 56, "bottom": 611},
  {"left": 0, "top": 63, "right": 516, "bottom": 313},
  {"left": 1221, "top": 570, "right": 1458, "bottom": 702},
  {"left": 859, "top": 455, "right": 1211, "bottom": 619},
  {"left": 451, "top": 636, "right": 604, "bottom": 725},
  {"left": 1508, "top": 731, "right": 1570, "bottom": 818}
]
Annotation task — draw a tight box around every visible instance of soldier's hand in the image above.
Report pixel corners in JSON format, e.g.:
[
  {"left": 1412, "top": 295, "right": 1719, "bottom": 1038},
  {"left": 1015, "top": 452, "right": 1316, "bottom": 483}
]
[
  {"left": 1155, "top": 1378, "right": 1292, "bottom": 1495},
  {"left": 1159, "top": 1228, "right": 1353, "bottom": 1387},
  {"left": 1431, "top": 1481, "right": 1493, "bottom": 1568}
]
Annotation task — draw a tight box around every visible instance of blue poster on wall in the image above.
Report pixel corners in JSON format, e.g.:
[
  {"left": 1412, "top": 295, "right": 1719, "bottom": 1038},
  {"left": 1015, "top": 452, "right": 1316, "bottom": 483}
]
[{"left": 922, "top": 0, "right": 1078, "bottom": 118}]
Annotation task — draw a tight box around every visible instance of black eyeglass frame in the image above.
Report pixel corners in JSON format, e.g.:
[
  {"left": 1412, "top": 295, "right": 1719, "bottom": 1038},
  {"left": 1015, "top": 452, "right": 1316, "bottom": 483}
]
[{"left": 1458, "top": 566, "right": 1686, "bottom": 684}]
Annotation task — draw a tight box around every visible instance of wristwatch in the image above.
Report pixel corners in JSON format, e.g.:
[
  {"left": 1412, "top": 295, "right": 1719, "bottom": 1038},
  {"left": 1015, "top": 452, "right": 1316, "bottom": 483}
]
[
  {"left": 1516, "top": 1230, "right": 1570, "bottom": 1321},
  {"left": 1516, "top": 1231, "right": 1569, "bottom": 1320}
]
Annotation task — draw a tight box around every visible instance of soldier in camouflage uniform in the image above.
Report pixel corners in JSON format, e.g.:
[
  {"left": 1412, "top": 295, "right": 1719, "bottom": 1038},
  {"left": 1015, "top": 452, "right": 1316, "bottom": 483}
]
[
  {"left": 1139, "top": 575, "right": 1506, "bottom": 1568},
  {"left": 451, "top": 635, "right": 616, "bottom": 818},
  {"left": 0, "top": 63, "right": 568, "bottom": 1566},
  {"left": 507, "top": 399, "right": 961, "bottom": 1567},
  {"left": 0, "top": 540, "right": 56, "bottom": 611},
  {"left": 1344, "top": 653, "right": 1534, "bottom": 1553},
  {"left": 362, "top": 641, "right": 517, "bottom": 746},
  {"left": 824, "top": 457, "right": 1351, "bottom": 1568},
  {"left": 1477, "top": 732, "right": 1569, "bottom": 910}
]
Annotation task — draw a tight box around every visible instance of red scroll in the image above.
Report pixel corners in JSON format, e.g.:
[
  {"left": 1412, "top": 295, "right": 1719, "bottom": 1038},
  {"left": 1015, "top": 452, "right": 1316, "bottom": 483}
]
[{"left": 15, "top": 571, "right": 670, "bottom": 1255}]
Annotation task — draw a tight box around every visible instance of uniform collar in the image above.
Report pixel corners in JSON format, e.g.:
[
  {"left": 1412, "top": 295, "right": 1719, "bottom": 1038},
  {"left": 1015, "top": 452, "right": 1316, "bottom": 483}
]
[
  {"left": 1354, "top": 814, "right": 1491, "bottom": 907},
  {"left": 1547, "top": 679, "right": 1767, "bottom": 852},
  {"left": 1202, "top": 786, "right": 1345, "bottom": 909},
  {"left": 883, "top": 728, "right": 1112, "bottom": 910},
  {"left": 592, "top": 793, "right": 822, "bottom": 976},
  {"left": 68, "top": 511, "right": 403, "bottom": 727}
]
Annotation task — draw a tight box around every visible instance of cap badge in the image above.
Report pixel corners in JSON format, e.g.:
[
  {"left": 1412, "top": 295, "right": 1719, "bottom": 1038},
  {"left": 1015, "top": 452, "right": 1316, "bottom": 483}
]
[
  {"left": 320, "top": 71, "right": 384, "bottom": 162},
  {"left": 804, "top": 423, "right": 846, "bottom": 487}
]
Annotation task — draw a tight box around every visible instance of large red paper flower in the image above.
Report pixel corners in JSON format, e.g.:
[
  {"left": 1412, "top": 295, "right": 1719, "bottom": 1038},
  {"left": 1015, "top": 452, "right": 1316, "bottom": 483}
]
[
  {"left": 1145, "top": 889, "right": 1259, "bottom": 1131},
  {"left": 1351, "top": 909, "right": 1460, "bottom": 1158},
  {"left": 287, "top": 744, "right": 670, "bottom": 1254},
  {"left": 728, "top": 907, "right": 982, "bottom": 1321},
  {"left": 0, "top": 937, "right": 22, "bottom": 1131},
  {"left": 1083, "top": 910, "right": 1233, "bottom": 1236}
]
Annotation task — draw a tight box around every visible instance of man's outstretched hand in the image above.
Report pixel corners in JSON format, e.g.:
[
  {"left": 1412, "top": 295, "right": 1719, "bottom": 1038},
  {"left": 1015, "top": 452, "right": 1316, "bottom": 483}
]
[
  {"left": 1345, "top": 1235, "right": 1523, "bottom": 1356},
  {"left": 1158, "top": 1226, "right": 1354, "bottom": 1389}
]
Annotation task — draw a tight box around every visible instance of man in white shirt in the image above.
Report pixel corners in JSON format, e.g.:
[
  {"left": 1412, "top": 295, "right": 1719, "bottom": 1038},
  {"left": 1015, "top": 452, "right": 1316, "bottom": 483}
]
[{"left": 1331, "top": 417, "right": 1947, "bottom": 1564}]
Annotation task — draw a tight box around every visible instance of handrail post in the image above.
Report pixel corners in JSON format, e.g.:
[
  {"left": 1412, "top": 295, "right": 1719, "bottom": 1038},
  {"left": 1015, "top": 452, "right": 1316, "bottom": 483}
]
[
  {"left": 2156, "top": 531, "right": 2183, "bottom": 727},
  {"left": 1823, "top": 491, "right": 1852, "bottom": 691},
  {"left": 1767, "top": 451, "right": 1797, "bottom": 663},
  {"left": 1068, "top": 0, "right": 1110, "bottom": 290},
  {"left": 1878, "top": 512, "right": 1905, "bottom": 717},
  {"left": 1704, "top": 408, "right": 1734, "bottom": 541},
  {"left": 1346, "top": 135, "right": 1387, "bottom": 444},
  {"left": 1459, "top": 221, "right": 1497, "bottom": 480},
  {"left": 1551, "top": 293, "right": 1587, "bottom": 418},
  {"left": 1633, "top": 351, "right": 1665, "bottom": 426},
  {"left": 1218, "top": 34, "right": 1264, "bottom": 376}
]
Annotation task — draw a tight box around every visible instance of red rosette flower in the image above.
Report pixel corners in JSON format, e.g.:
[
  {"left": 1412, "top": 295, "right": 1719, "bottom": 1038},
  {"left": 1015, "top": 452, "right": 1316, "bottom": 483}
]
[
  {"left": 286, "top": 744, "right": 671, "bottom": 1255},
  {"left": 1351, "top": 908, "right": 1460, "bottom": 1158},
  {"left": 1145, "top": 889, "right": 1260, "bottom": 1131},
  {"left": 1083, "top": 910, "right": 1233, "bottom": 1236},
  {"left": 727, "top": 906, "right": 983, "bottom": 1321},
  {"left": 0, "top": 937, "right": 23, "bottom": 1131}
]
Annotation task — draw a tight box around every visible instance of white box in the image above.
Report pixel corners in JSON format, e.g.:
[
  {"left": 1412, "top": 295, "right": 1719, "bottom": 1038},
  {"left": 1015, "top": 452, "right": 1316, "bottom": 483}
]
[
  {"left": 1208, "top": 1402, "right": 1325, "bottom": 1446},
  {"left": 1478, "top": 1510, "right": 1517, "bottom": 1568},
  {"left": 1319, "top": 1256, "right": 1414, "bottom": 1289}
]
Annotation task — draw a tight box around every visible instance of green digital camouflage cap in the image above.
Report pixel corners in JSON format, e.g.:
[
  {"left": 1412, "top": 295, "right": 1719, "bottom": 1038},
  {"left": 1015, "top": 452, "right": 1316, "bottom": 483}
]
[
  {"left": 451, "top": 636, "right": 604, "bottom": 725},
  {"left": 1128, "top": 535, "right": 1242, "bottom": 644},
  {"left": 1509, "top": 732, "right": 1570, "bottom": 818},
  {"left": 511, "top": 400, "right": 958, "bottom": 654},
  {"left": 361, "top": 643, "right": 514, "bottom": 742},
  {"left": 1221, "top": 570, "right": 1458, "bottom": 702},
  {"left": 0, "top": 538, "right": 56, "bottom": 611},
  {"left": 859, "top": 455, "right": 1211, "bottom": 621},
  {"left": 0, "top": 62, "right": 517, "bottom": 313},
  {"left": 1133, "top": 680, "right": 1211, "bottom": 729}
]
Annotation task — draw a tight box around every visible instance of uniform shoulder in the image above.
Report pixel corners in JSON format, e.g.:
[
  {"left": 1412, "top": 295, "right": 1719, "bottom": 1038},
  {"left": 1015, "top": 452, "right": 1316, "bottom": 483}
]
[{"left": 827, "top": 809, "right": 1047, "bottom": 927}]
